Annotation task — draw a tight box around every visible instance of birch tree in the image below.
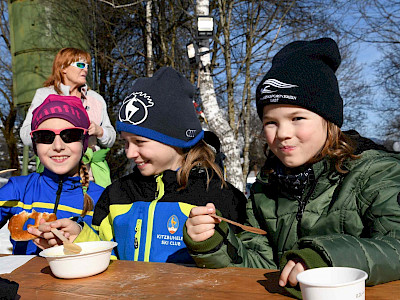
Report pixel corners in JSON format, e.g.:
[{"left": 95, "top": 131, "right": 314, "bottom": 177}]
[
  {"left": 146, "top": 0, "right": 154, "bottom": 77},
  {"left": 196, "top": 0, "right": 244, "bottom": 190}
]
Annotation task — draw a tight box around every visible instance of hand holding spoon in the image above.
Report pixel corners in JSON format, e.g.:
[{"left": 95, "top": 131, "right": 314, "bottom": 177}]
[{"left": 209, "top": 213, "right": 267, "bottom": 235}]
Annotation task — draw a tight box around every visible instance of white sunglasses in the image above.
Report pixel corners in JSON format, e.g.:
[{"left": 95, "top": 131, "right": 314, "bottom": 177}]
[{"left": 70, "top": 61, "right": 89, "bottom": 69}]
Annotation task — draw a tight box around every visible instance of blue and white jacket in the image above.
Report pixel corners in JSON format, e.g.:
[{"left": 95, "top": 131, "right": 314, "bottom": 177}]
[
  {"left": 0, "top": 168, "right": 104, "bottom": 255},
  {"left": 75, "top": 167, "right": 247, "bottom": 263}
]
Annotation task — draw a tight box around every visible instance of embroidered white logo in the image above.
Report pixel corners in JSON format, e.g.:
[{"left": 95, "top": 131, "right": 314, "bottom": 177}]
[
  {"left": 119, "top": 92, "right": 154, "bottom": 125},
  {"left": 261, "top": 79, "right": 298, "bottom": 94},
  {"left": 185, "top": 129, "right": 197, "bottom": 138}
]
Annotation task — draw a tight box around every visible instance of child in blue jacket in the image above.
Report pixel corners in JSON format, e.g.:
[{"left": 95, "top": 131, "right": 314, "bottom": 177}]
[{"left": 0, "top": 94, "right": 104, "bottom": 254}]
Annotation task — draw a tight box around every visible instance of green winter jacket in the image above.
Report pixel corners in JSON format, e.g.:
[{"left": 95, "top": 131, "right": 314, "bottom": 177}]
[{"left": 184, "top": 149, "right": 400, "bottom": 288}]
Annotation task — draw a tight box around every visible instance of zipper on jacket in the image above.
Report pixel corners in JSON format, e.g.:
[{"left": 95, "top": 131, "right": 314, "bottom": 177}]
[
  {"left": 143, "top": 174, "right": 165, "bottom": 262},
  {"left": 53, "top": 179, "right": 63, "bottom": 214},
  {"left": 296, "top": 175, "right": 318, "bottom": 236},
  {"left": 134, "top": 219, "right": 142, "bottom": 261},
  {"left": 296, "top": 195, "right": 307, "bottom": 221}
]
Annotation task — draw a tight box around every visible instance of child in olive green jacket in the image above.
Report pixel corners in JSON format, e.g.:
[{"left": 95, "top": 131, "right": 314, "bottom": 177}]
[{"left": 183, "top": 38, "right": 400, "bottom": 299}]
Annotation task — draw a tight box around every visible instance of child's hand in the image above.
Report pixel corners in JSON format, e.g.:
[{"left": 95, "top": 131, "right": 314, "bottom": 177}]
[
  {"left": 186, "top": 203, "right": 219, "bottom": 242},
  {"left": 28, "top": 218, "right": 82, "bottom": 249},
  {"left": 88, "top": 121, "right": 104, "bottom": 138},
  {"left": 279, "top": 259, "right": 307, "bottom": 287}
]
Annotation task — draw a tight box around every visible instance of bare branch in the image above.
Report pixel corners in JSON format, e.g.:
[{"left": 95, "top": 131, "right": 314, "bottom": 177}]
[{"left": 97, "top": 0, "right": 143, "bottom": 9}]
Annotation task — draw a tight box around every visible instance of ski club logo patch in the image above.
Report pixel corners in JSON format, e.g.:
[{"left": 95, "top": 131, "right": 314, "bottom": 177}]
[
  {"left": 261, "top": 79, "right": 298, "bottom": 94},
  {"left": 167, "top": 215, "right": 179, "bottom": 234},
  {"left": 119, "top": 92, "right": 154, "bottom": 125}
]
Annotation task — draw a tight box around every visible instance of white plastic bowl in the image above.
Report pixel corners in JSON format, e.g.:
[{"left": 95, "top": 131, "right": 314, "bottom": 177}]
[
  {"left": 39, "top": 241, "right": 118, "bottom": 279},
  {"left": 297, "top": 267, "right": 368, "bottom": 300}
]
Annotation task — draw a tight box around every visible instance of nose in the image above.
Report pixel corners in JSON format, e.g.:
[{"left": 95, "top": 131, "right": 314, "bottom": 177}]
[
  {"left": 276, "top": 122, "right": 293, "bottom": 140},
  {"left": 125, "top": 142, "right": 139, "bottom": 160},
  {"left": 52, "top": 135, "right": 66, "bottom": 151}
]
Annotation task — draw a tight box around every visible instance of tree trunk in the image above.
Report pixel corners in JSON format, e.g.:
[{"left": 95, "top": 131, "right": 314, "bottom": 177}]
[
  {"left": 196, "top": 0, "right": 244, "bottom": 191},
  {"left": 0, "top": 0, "right": 20, "bottom": 175},
  {"left": 241, "top": 32, "right": 253, "bottom": 192},
  {"left": 146, "top": 0, "right": 153, "bottom": 77},
  {"left": 1, "top": 107, "right": 19, "bottom": 174},
  {"left": 241, "top": 2, "right": 258, "bottom": 191},
  {"left": 218, "top": 0, "right": 235, "bottom": 132}
]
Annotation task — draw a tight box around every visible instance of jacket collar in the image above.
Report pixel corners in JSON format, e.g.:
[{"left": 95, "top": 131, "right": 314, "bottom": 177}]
[
  {"left": 258, "top": 155, "right": 330, "bottom": 184},
  {"left": 42, "top": 168, "right": 82, "bottom": 190},
  {"left": 132, "top": 167, "right": 212, "bottom": 193},
  {"left": 59, "top": 83, "right": 88, "bottom": 99},
  {"left": 155, "top": 169, "right": 180, "bottom": 192}
]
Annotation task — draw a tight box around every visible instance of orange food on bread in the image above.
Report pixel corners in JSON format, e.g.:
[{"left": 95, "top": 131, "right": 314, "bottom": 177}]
[{"left": 8, "top": 210, "right": 57, "bottom": 241}]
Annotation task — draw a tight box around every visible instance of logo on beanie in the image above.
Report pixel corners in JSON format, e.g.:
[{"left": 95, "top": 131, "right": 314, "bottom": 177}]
[
  {"left": 261, "top": 79, "right": 298, "bottom": 94},
  {"left": 34, "top": 105, "right": 83, "bottom": 123},
  {"left": 119, "top": 92, "right": 154, "bottom": 125},
  {"left": 185, "top": 129, "right": 197, "bottom": 138}
]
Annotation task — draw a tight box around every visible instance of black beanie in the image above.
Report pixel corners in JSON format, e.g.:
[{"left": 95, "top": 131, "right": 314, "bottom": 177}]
[
  {"left": 116, "top": 67, "right": 204, "bottom": 148},
  {"left": 256, "top": 37, "right": 343, "bottom": 127}
]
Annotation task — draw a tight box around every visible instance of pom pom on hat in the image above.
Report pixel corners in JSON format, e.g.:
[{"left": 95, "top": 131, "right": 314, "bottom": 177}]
[
  {"left": 117, "top": 67, "right": 204, "bottom": 148},
  {"left": 256, "top": 37, "right": 343, "bottom": 127}
]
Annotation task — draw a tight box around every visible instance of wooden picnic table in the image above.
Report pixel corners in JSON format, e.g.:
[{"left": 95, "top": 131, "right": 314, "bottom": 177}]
[{"left": 1, "top": 256, "right": 399, "bottom": 299}]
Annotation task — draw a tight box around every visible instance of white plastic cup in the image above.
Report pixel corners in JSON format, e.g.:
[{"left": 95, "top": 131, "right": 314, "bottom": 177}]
[{"left": 297, "top": 267, "right": 368, "bottom": 300}]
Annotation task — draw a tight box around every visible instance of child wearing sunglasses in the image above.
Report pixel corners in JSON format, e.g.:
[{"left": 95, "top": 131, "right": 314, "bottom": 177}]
[
  {"left": 0, "top": 94, "right": 105, "bottom": 255},
  {"left": 183, "top": 38, "right": 400, "bottom": 298},
  {"left": 29, "top": 67, "right": 247, "bottom": 263},
  {"left": 19, "top": 47, "right": 116, "bottom": 188}
]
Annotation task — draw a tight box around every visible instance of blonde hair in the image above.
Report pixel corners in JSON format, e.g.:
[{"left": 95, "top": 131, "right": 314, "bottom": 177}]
[
  {"left": 79, "top": 164, "right": 94, "bottom": 217},
  {"left": 43, "top": 48, "right": 91, "bottom": 95},
  {"left": 177, "top": 140, "right": 227, "bottom": 190}
]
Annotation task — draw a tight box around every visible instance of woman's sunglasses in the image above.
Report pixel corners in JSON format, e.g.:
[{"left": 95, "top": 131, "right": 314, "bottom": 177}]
[
  {"left": 30, "top": 127, "right": 88, "bottom": 144},
  {"left": 70, "top": 61, "right": 89, "bottom": 69}
]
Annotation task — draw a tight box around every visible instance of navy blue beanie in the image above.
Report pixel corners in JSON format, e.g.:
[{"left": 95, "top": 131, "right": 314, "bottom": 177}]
[
  {"left": 117, "top": 67, "right": 204, "bottom": 148},
  {"left": 256, "top": 38, "right": 343, "bottom": 127}
]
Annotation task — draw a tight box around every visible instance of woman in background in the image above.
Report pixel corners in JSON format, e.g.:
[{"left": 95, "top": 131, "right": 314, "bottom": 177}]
[{"left": 20, "top": 47, "right": 115, "bottom": 187}]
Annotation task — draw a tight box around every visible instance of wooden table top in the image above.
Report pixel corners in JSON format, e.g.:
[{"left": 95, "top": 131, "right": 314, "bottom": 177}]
[{"left": 1, "top": 256, "right": 399, "bottom": 299}]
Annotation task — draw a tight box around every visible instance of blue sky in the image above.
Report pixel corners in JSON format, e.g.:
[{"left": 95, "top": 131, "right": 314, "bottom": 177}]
[{"left": 355, "top": 43, "right": 383, "bottom": 139}]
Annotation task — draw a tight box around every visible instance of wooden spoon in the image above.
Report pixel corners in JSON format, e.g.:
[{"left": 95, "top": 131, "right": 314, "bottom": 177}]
[
  {"left": 209, "top": 213, "right": 267, "bottom": 235},
  {"left": 51, "top": 228, "right": 82, "bottom": 255}
]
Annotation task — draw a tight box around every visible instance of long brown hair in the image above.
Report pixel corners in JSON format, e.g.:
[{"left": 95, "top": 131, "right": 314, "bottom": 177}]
[
  {"left": 309, "top": 122, "right": 359, "bottom": 173},
  {"left": 79, "top": 164, "right": 94, "bottom": 217},
  {"left": 177, "top": 140, "right": 227, "bottom": 190},
  {"left": 264, "top": 121, "right": 358, "bottom": 174},
  {"left": 43, "top": 48, "right": 91, "bottom": 95}
]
